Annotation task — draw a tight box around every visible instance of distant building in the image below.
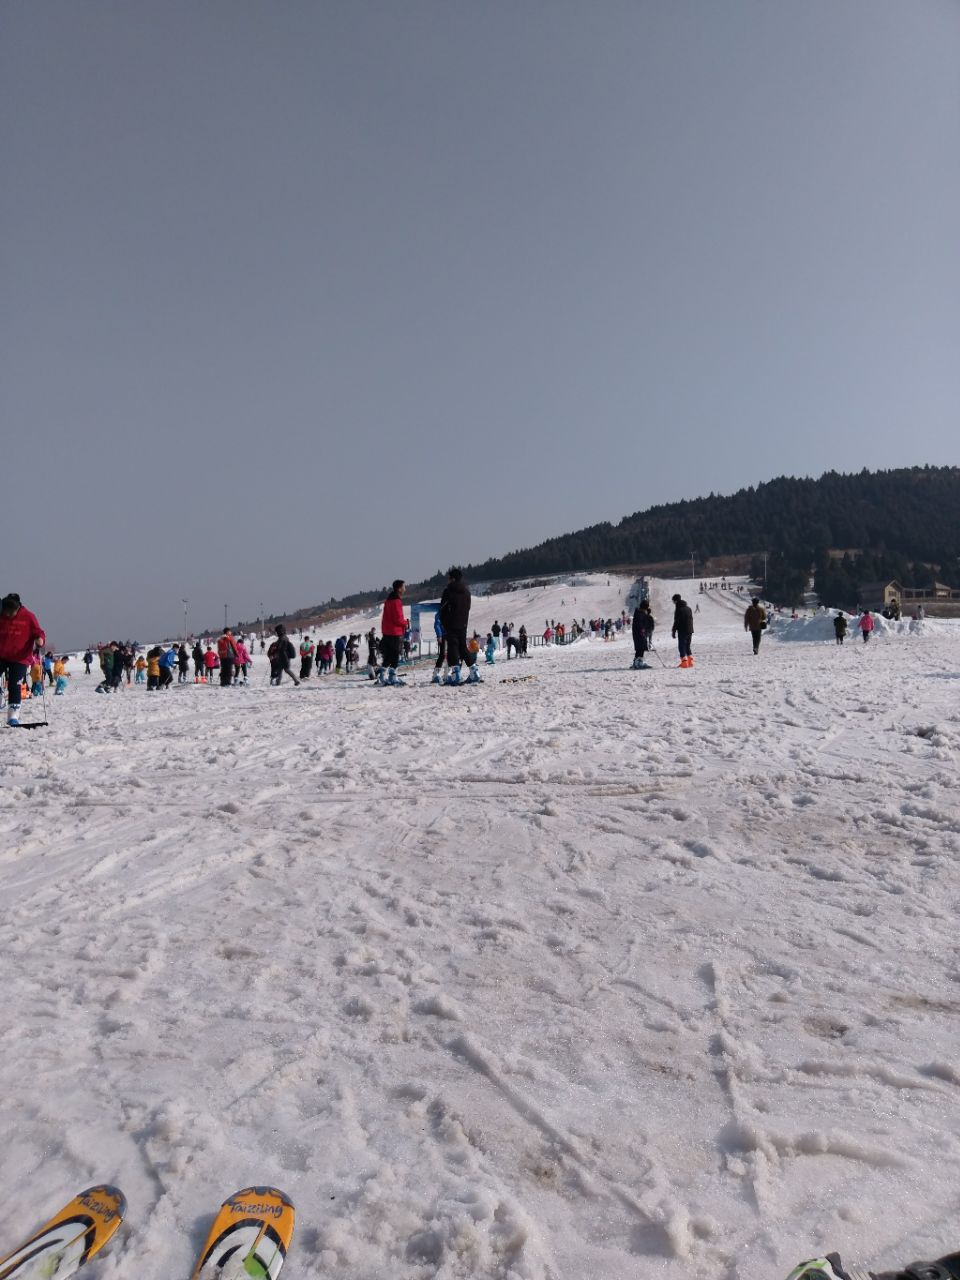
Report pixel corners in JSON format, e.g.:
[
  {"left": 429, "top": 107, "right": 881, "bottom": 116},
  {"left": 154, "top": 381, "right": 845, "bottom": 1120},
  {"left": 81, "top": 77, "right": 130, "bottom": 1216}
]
[{"left": 858, "top": 579, "right": 960, "bottom": 617}]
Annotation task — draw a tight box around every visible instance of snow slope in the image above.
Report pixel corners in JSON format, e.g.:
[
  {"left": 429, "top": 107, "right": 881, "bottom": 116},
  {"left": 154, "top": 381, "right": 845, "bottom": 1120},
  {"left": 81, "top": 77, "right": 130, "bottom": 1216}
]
[{"left": 2, "top": 573, "right": 960, "bottom": 1280}]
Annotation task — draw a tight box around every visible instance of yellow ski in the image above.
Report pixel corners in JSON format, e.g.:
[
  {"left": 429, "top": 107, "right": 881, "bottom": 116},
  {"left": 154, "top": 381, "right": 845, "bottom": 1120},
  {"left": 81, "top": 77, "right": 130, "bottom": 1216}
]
[
  {"left": 0, "top": 1186, "right": 126, "bottom": 1280},
  {"left": 190, "top": 1188, "right": 295, "bottom": 1280}
]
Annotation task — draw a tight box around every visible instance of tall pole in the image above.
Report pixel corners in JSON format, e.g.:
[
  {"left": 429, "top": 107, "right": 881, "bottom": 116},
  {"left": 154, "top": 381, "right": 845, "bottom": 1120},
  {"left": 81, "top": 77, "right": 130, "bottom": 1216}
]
[
  {"left": 690, "top": 551, "right": 695, "bottom": 585},
  {"left": 224, "top": 603, "right": 228, "bottom": 631},
  {"left": 763, "top": 552, "right": 768, "bottom": 592},
  {"left": 182, "top": 598, "right": 188, "bottom": 642},
  {"left": 259, "top": 601, "right": 264, "bottom": 639}
]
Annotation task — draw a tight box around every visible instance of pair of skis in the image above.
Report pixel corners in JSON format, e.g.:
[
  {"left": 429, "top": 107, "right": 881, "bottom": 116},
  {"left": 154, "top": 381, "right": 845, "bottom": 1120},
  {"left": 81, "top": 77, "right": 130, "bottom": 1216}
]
[{"left": 0, "top": 1186, "right": 294, "bottom": 1280}]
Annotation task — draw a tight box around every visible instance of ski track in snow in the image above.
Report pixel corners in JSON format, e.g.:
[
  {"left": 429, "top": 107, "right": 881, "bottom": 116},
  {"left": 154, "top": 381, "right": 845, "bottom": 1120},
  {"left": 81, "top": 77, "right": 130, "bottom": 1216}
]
[{"left": 1, "top": 574, "right": 959, "bottom": 1280}]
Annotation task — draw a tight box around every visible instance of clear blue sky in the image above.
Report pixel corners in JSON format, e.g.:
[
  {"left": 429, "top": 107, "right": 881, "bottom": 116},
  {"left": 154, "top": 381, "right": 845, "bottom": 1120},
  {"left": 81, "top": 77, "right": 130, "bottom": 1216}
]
[{"left": 2, "top": 2, "right": 958, "bottom": 646}]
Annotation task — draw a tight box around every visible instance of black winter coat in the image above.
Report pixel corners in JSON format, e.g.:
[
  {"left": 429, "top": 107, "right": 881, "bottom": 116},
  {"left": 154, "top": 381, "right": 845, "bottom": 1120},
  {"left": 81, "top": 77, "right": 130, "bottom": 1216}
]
[
  {"left": 672, "top": 602, "right": 694, "bottom": 636},
  {"left": 439, "top": 579, "right": 472, "bottom": 631}
]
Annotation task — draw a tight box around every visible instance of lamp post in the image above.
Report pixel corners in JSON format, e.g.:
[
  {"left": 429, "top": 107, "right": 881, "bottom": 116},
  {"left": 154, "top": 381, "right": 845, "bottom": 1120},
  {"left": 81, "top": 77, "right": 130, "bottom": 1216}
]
[
  {"left": 763, "top": 552, "right": 768, "bottom": 592},
  {"left": 182, "top": 599, "right": 188, "bottom": 642},
  {"left": 259, "top": 601, "right": 264, "bottom": 640},
  {"left": 224, "top": 603, "right": 228, "bottom": 632}
]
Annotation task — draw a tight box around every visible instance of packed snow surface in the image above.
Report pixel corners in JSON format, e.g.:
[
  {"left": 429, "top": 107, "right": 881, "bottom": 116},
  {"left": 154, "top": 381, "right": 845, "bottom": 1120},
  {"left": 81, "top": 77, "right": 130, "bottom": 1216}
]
[{"left": 2, "top": 574, "right": 960, "bottom": 1280}]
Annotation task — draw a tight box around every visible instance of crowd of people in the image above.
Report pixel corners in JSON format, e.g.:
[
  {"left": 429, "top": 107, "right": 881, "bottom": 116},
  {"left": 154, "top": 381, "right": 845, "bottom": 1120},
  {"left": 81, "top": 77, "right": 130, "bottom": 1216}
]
[{"left": 1, "top": 571, "right": 938, "bottom": 725}]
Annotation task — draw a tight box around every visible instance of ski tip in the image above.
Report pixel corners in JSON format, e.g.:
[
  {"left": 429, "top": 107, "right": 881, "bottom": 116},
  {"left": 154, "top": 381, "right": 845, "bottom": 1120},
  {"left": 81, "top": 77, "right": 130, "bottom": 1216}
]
[
  {"left": 223, "top": 1187, "right": 295, "bottom": 1213},
  {"left": 76, "top": 1186, "right": 127, "bottom": 1222}
]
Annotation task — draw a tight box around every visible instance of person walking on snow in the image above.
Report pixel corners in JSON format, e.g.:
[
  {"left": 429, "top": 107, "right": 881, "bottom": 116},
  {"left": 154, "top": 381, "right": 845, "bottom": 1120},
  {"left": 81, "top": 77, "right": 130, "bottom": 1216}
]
[
  {"left": 0, "top": 594, "right": 45, "bottom": 724},
  {"left": 859, "top": 610, "right": 875, "bottom": 644},
  {"left": 671, "top": 594, "right": 694, "bottom": 667},
  {"left": 631, "top": 600, "right": 655, "bottom": 668},
  {"left": 744, "top": 597, "right": 767, "bottom": 655},
  {"left": 833, "top": 614, "right": 847, "bottom": 645},
  {"left": 378, "top": 580, "right": 407, "bottom": 685},
  {"left": 439, "top": 567, "right": 480, "bottom": 685},
  {"left": 268, "top": 625, "right": 299, "bottom": 685}
]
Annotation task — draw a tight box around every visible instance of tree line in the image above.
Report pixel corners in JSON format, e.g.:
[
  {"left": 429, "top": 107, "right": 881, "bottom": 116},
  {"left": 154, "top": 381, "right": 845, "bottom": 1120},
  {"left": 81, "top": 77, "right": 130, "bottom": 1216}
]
[{"left": 265, "top": 466, "right": 960, "bottom": 623}]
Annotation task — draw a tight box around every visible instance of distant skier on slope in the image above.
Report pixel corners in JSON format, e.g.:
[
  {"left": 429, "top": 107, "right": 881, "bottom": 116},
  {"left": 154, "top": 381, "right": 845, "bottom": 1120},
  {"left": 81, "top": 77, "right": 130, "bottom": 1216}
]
[
  {"left": 743, "top": 597, "right": 767, "bottom": 655},
  {"left": 833, "top": 614, "right": 847, "bottom": 645},
  {"left": 0, "top": 594, "right": 45, "bottom": 726},
  {"left": 859, "top": 609, "right": 875, "bottom": 644},
  {"left": 671, "top": 594, "right": 694, "bottom": 668},
  {"left": 631, "top": 600, "right": 655, "bottom": 669}
]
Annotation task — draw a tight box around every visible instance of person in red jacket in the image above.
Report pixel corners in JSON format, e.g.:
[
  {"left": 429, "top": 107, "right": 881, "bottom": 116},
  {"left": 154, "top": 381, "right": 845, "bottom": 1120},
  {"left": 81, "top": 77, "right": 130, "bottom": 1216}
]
[
  {"left": 378, "top": 580, "right": 407, "bottom": 685},
  {"left": 0, "top": 593, "right": 46, "bottom": 726}
]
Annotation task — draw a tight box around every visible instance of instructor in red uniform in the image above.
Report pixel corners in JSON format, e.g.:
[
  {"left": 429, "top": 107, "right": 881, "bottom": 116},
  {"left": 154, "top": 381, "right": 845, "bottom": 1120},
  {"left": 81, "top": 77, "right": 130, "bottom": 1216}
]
[{"left": 0, "top": 592, "right": 46, "bottom": 726}]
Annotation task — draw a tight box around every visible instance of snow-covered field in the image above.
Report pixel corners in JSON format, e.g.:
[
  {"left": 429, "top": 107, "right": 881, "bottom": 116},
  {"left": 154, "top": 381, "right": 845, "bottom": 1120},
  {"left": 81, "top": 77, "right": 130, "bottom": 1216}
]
[{"left": 3, "top": 574, "right": 960, "bottom": 1280}]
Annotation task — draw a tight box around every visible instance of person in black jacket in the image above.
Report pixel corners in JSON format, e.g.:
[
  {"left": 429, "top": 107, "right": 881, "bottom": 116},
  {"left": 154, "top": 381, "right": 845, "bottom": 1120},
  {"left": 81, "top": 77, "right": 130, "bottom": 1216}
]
[
  {"left": 438, "top": 567, "right": 480, "bottom": 684},
  {"left": 631, "top": 601, "right": 655, "bottom": 668},
  {"left": 192, "top": 641, "right": 204, "bottom": 680},
  {"left": 671, "top": 594, "right": 694, "bottom": 667},
  {"left": 268, "top": 625, "right": 299, "bottom": 686}
]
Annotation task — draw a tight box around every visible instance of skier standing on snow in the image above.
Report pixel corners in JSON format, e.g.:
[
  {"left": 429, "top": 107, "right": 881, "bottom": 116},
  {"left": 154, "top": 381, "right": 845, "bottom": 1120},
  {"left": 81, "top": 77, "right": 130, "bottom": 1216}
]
[
  {"left": 432, "top": 609, "right": 446, "bottom": 682},
  {"left": 743, "top": 597, "right": 767, "bottom": 655},
  {"left": 833, "top": 614, "right": 847, "bottom": 645},
  {"left": 671, "top": 594, "right": 694, "bottom": 667},
  {"left": 378, "top": 580, "right": 407, "bottom": 685},
  {"left": 0, "top": 593, "right": 45, "bottom": 727},
  {"left": 439, "top": 567, "right": 480, "bottom": 685},
  {"left": 631, "top": 600, "right": 655, "bottom": 668},
  {"left": 859, "top": 610, "right": 875, "bottom": 644},
  {"left": 365, "top": 628, "right": 378, "bottom": 680}
]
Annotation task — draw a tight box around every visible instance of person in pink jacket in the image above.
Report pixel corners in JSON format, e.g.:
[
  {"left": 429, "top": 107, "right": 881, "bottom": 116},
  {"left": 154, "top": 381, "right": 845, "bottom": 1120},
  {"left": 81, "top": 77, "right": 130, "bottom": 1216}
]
[
  {"left": 234, "top": 638, "right": 251, "bottom": 684},
  {"left": 0, "top": 592, "right": 46, "bottom": 726},
  {"left": 859, "top": 610, "right": 875, "bottom": 644}
]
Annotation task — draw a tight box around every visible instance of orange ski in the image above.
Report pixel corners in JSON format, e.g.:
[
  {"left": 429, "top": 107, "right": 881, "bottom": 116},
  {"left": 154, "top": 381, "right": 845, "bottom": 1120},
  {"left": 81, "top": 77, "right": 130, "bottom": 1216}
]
[
  {"left": 190, "top": 1188, "right": 295, "bottom": 1280},
  {"left": 0, "top": 1185, "right": 126, "bottom": 1280}
]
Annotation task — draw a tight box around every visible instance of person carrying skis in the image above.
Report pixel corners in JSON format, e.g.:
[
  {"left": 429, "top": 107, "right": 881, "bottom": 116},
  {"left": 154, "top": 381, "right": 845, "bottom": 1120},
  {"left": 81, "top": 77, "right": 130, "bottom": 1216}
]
[
  {"left": 743, "top": 597, "right": 767, "bottom": 655},
  {"left": 438, "top": 567, "right": 480, "bottom": 685},
  {"left": 859, "top": 609, "right": 875, "bottom": 644},
  {"left": 631, "top": 599, "right": 655, "bottom": 668},
  {"left": 671, "top": 594, "right": 694, "bottom": 667},
  {"left": 378, "top": 580, "right": 407, "bottom": 685},
  {"left": 833, "top": 613, "right": 847, "bottom": 645}
]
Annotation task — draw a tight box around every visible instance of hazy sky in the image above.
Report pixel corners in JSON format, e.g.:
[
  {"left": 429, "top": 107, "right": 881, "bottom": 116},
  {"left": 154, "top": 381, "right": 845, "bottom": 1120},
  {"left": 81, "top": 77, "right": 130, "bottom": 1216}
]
[{"left": 3, "top": 2, "right": 959, "bottom": 647}]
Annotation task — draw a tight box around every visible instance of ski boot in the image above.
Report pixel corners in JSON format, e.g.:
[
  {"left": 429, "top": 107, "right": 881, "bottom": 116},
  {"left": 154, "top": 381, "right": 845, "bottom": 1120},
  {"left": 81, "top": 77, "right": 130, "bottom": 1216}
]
[
  {"left": 431, "top": 669, "right": 444, "bottom": 684},
  {"left": 7, "top": 706, "right": 20, "bottom": 727},
  {"left": 788, "top": 1252, "right": 960, "bottom": 1280},
  {"left": 467, "top": 665, "right": 482, "bottom": 684},
  {"left": 445, "top": 665, "right": 462, "bottom": 686},
  {"left": 377, "top": 668, "right": 387, "bottom": 685},
  {"left": 387, "top": 668, "right": 405, "bottom": 687}
]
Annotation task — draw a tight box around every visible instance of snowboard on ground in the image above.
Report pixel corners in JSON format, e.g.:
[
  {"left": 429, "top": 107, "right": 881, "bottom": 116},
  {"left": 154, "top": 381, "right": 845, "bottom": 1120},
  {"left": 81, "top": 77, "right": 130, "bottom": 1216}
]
[
  {"left": 190, "top": 1187, "right": 295, "bottom": 1280},
  {"left": 0, "top": 1185, "right": 126, "bottom": 1280}
]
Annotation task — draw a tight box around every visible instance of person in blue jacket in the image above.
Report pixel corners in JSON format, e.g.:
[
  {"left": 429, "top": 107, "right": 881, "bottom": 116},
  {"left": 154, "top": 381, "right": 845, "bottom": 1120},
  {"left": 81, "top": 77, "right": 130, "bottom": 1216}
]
[{"left": 158, "top": 644, "right": 178, "bottom": 690}]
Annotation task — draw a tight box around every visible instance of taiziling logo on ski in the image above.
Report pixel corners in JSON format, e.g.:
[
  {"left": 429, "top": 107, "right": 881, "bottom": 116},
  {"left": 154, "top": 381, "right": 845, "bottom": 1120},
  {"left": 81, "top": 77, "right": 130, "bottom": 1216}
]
[
  {"left": 191, "top": 1187, "right": 295, "bottom": 1280},
  {"left": 0, "top": 1185, "right": 126, "bottom": 1280}
]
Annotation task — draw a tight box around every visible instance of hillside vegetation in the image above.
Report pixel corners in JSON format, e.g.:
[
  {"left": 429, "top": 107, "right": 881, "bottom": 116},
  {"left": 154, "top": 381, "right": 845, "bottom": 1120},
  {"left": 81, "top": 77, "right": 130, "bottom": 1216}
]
[{"left": 260, "top": 466, "right": 960, "bottom": 625}]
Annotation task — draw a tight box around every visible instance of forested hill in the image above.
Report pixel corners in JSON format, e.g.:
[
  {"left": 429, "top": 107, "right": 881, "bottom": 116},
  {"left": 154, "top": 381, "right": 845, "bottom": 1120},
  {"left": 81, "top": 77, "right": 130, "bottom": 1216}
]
[{"left": 273, "top": 466, "right": 960, "bottom": 625}]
